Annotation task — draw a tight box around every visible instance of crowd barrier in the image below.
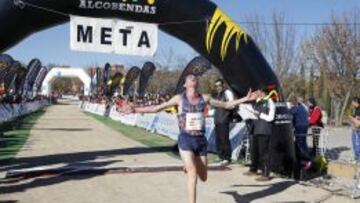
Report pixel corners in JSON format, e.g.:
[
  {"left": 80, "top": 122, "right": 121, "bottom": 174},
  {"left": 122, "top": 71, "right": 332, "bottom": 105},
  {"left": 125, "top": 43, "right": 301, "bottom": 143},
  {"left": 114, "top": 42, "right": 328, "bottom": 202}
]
[
  {"left": 81, "top": 102, "right": 249, "bottom": 160},
  {"left": 0, "top": 100, "right": 50, "bottom": 124}
]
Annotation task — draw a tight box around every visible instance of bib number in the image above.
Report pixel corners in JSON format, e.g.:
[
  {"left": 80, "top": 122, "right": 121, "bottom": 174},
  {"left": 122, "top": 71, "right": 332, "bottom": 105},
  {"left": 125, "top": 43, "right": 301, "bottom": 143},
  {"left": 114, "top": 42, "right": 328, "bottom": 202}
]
[{"left": 185, "top": 113, "right": 204, "bottom": 131}]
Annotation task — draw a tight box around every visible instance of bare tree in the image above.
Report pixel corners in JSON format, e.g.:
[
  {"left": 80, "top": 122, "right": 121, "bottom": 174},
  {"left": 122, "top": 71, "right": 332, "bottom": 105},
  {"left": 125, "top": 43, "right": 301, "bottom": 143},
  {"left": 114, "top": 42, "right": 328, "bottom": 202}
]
[
  {"left": 154, "top": 47, "right": 175, "bottom": 70},
  {"left": 245, "top": 11, "right": 296, "bottom": 77},
  {"left": 309, "top": 11, "right": 360, "bottom": 125}
]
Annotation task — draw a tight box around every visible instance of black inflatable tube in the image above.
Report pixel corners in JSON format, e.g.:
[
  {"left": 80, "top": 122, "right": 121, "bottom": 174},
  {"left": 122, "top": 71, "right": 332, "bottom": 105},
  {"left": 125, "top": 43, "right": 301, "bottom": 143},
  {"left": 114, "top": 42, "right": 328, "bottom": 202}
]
[
  {"left": 0, "top": 0, "right": 296, "bottom": 175},
  {"left": 0, "top": 0, "right": 278, "bottom": 97}
]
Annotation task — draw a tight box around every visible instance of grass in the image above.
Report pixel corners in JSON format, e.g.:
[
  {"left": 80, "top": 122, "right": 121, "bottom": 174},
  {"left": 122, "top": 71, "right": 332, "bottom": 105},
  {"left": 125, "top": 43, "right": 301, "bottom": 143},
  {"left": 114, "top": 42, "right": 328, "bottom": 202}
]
[
  {"left": 85, "top": 112, "right": 219, "bottom": 162},
  {"left": 0, "top": 110, "right": 45, "bottom": 164}
]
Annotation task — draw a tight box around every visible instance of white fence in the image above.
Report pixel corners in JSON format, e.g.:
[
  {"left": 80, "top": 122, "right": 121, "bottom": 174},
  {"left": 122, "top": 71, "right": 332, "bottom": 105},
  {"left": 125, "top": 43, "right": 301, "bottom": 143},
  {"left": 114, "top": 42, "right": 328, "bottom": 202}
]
[
  {"left": 0, "top": 100, "right": 50, "bottom": 124},
  {"left": 81, "top": 102, "right": 248, "bottom": 160}
]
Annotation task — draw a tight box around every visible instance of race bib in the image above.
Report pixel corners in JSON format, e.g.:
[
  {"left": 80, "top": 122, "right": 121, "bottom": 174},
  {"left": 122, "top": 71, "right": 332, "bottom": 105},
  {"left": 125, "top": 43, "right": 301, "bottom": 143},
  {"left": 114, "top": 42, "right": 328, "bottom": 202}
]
[{"left": 185, "top": 113, "right": 204, "bottom": 131}]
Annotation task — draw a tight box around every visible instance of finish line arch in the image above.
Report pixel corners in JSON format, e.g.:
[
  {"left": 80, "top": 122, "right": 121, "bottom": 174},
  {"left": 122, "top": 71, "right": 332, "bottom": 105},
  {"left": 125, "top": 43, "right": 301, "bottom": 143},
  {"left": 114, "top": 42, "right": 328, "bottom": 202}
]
[
  {"left": 0, "top": 0, "right": 280, "bottom": 97},
  {"left": 41, "top": 67, "right": 91, "bottom": 96},
  {"left": 0, "top": 0, "right": 296, "bottom": 175}
]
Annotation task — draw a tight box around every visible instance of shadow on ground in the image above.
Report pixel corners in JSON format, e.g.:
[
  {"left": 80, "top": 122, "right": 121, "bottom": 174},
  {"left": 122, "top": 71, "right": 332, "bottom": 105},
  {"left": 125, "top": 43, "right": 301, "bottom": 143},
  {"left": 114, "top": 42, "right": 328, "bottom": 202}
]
[
  {"left": 0, "top": 146, "right": 175, "bottom": 173},
  {"left": 325, "top": 146, "right": 351, "bottom": 160},
  {"left": 0, "top": 160, "right": 119, "bottom": 194},
  {"left": 221, "top": 181, "right": 296, "bottom": 203},
  {"left": 0, "top": 111, "right": 45, "bottom": 166},
  {"left": 0, "top": 145, "right": 177, "bottom": 195},
  {"left": 32, "top": 127, "right": 93, "bottom": 132}
]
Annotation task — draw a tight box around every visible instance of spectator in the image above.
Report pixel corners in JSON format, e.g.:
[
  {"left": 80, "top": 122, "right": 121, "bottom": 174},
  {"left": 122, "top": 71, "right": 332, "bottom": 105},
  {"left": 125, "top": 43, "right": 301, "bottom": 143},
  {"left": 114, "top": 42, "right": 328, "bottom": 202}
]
[
  {"left": 244, "top": 88, "right": 275, "bottom": 181},
  {"left": 289, "top": 95, "right": 309, "bottom": 155},
  {"left": 307, "top": 97, "right": 323, "bottom": 157},
  {"left": 213, "top": 79, "right": 234, "bottom": 165},
  {"left": 349, "top": 97, "right": 360, "bottom": 162},
  {"left": 289, "top": 95, "right": 312, "bottom": 171}
]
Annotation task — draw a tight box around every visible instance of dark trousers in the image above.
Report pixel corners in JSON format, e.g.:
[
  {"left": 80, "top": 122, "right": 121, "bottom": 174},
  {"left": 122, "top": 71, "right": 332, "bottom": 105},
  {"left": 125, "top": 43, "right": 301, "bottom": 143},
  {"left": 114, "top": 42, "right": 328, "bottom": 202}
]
[
  {"left": 215, "top": 123, "right": 231, "bottom": 161},
  {"left": 294, "top": 126, "right": 309, "bottom": 157},
  {"left": 250, "top": 134, "right": 271, "bottom": 176},
  {"left": 249, "top": 134, "right": 259, "bottom": 172}
]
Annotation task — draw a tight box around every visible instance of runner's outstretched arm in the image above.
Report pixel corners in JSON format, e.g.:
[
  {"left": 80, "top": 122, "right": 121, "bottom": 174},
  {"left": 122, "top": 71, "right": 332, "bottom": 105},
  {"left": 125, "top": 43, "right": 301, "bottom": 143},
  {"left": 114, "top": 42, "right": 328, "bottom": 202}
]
[
  {"left": 125, "top": 95, "right": 180, "bottom": 114},
  {"left": 205, "top": 89, "right": 254, "bottom": 109}
]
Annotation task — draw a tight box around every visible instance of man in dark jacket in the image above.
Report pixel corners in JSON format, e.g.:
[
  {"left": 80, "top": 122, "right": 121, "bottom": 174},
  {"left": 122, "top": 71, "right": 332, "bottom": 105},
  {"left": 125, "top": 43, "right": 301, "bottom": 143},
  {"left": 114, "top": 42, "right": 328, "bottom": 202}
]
[
  {"left": 213, "top": 79, "right": 234, "bottom": 165},
  {"left": 289, "top": 96, "right": 309, "bottom": 155},
  {"left": 244, "top": 88, "right": 276, "bottom": 181}
]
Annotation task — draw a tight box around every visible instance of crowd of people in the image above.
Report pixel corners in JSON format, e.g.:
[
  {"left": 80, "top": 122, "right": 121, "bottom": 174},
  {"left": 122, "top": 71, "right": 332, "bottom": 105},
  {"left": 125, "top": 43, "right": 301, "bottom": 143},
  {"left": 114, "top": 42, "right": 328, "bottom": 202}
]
[
  {"left": 85, "top": 92, "right": 179, "bottom": 115},
  {"left": 84, "top": 79, "right": 360, "bottom": 169},
  {"left": 0, "top": 94, "right": 52, "bottom": 105},
  {"left": 0, "top": 94, "right": 23, "bottom": 104},
  {"left": 82, "top": 75, "right": 360, "bottom": 203}
]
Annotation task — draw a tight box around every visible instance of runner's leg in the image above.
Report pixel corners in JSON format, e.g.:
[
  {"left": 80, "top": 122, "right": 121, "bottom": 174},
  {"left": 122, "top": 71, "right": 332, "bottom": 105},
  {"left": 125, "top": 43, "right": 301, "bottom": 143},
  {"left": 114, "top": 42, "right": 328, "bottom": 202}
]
[
  {"left": 195, "top": 155, "right": 207, "bottom": 181},
  {"left": 179, "top": 148, "right": 198, "bottom": 203}
]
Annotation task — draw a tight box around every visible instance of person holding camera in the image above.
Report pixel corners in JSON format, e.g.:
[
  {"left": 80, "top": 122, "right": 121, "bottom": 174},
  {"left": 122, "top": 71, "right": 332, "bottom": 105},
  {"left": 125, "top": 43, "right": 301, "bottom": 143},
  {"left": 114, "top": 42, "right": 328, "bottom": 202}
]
[{"left": 213, "top": 79, "right": 235, "bottom": 165}]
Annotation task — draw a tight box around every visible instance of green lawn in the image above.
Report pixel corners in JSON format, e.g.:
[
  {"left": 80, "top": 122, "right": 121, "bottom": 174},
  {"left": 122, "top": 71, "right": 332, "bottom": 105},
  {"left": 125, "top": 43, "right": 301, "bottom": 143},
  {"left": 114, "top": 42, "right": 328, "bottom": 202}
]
[
  {"left": 86, "top": 112, "right": 219, "bottom": 162},
  {"left": 0, "top": 110, "right": 45, "bottom": 164}
]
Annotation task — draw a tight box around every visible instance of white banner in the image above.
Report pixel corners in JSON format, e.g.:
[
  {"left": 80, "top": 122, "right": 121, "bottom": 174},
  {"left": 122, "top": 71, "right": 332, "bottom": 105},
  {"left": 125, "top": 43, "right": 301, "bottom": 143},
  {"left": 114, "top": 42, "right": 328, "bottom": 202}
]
[
  {"left": 0, "top": 100, "right": 50, "bottom": 124},
  {"left": 70, "top": 16, "right": 158, "bottom": 56}
]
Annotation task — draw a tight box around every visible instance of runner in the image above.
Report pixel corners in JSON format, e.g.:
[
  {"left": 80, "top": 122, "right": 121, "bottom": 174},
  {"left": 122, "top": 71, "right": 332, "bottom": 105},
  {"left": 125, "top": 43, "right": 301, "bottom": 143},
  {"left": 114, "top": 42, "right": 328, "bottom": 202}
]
[{"left": 121, "top": 74, "right": 254, "bottom": 203}]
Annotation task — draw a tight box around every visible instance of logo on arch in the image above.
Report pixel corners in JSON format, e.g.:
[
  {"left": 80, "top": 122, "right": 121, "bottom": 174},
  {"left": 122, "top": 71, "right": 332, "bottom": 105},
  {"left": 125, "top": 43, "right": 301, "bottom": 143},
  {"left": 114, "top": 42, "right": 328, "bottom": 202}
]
[{"left": 79, "top": 0, "right": 157, "bottom": 15}]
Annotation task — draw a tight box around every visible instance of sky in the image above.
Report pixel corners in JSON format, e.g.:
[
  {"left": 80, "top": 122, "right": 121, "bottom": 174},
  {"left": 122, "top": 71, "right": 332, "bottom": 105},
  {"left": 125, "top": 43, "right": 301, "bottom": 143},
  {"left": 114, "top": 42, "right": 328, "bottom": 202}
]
[{"left": 5, "top": 0, "right": 360, "bottom": 69}]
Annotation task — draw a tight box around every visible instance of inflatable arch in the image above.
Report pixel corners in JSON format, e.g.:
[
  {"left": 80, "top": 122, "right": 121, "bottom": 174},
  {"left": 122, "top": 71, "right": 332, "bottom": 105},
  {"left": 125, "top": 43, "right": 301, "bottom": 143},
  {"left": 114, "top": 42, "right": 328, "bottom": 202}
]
[
  {"left": 41, "top": 67, "right": 91, "bottom": 96},
  {"left": 1, "top": 0, "right": 280, "bottom": 97},
  {"left": 0, "top": 0, "right": 296, "bottom": 175}
]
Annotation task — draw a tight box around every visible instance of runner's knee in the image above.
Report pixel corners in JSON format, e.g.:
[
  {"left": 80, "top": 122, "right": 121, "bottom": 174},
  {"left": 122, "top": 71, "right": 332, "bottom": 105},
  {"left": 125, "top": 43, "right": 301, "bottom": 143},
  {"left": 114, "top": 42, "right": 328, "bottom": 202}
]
[{"left": 198, "top": 171, "right": 207, "bottom": 182}]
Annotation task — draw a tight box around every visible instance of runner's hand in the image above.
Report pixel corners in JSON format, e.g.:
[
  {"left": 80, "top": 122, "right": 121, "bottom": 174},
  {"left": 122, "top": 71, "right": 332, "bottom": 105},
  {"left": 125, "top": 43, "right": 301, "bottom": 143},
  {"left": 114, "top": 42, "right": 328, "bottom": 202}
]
[
  {"left": 245, "top": 88, "right": 256, "bottom": 101},
  {"left": 118, "top": 103, "right": 135, "bottom": 114}
]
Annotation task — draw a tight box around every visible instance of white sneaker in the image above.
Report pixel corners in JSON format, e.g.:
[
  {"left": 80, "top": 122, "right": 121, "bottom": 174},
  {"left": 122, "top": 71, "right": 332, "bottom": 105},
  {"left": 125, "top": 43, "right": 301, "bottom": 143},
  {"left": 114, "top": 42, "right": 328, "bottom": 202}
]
[
  {"left": 350, "top": 160, "right": 358, "bottom": 164},
  {"left": 220, "top": 160, "right": 230, "bottom": 166}
]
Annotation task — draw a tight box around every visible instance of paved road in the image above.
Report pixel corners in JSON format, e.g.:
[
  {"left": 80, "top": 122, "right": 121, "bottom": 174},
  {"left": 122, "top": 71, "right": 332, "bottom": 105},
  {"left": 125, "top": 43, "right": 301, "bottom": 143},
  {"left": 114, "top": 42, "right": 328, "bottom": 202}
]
[
  {"left": 324, "top": 127, "right": 354, "bottom": 162},
  {"left": 0, "top": 104, "right": 357, "bottom": 203}
]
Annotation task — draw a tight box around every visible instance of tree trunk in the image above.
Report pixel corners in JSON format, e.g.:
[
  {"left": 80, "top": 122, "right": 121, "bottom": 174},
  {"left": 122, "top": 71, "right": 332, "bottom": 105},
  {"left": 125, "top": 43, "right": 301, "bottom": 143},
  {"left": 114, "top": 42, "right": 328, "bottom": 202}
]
[
  {"left": 334, "top": 100, "right": 342, "bottom": 126},
  {"left": 339, "top": 90, "right": 352, "bottom": 126},
  {"left": 308, "top": 65, "right": 314, "bottom": 98}
]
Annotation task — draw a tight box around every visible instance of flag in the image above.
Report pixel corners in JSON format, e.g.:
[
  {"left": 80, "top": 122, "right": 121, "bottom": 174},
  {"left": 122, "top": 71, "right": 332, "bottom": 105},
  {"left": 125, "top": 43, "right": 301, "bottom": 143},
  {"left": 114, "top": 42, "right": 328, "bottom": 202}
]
[
  {"left": 123, "top": 66, "right": 141, "bottom": 96},
  {"left": 138, "top": 62, "right": 156, "bottom": 97},
  {"left": 175, "top": 56, "right": 211, "bottom": 94}
]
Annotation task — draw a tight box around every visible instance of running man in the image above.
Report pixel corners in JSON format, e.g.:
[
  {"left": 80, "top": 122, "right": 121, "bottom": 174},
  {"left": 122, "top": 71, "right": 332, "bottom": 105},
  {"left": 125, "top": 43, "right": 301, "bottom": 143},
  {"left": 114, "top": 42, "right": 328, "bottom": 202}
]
[{"left": 121, "top": 74, "right": 253, "bottom": 203}]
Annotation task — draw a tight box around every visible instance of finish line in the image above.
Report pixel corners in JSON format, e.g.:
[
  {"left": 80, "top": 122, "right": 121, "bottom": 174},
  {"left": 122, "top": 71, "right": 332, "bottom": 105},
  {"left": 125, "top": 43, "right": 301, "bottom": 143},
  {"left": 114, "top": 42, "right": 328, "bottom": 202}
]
[{"left": 5, "top": 163, "right": 231, "bottom": 180}]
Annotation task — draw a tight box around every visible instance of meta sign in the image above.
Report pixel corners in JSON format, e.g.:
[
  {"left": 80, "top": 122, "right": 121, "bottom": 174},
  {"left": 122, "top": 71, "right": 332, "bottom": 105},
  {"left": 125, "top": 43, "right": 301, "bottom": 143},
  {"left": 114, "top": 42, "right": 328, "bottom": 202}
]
[{"left": 70, "top": 16, "right": 158, "bottom": 56}]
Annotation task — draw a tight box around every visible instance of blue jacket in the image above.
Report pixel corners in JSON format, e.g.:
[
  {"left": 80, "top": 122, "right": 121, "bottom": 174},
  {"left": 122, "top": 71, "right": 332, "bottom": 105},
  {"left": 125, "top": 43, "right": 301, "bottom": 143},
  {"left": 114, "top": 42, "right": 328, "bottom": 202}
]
[{"left": 290, "top": 104, "right": 309, "bottom": 127}]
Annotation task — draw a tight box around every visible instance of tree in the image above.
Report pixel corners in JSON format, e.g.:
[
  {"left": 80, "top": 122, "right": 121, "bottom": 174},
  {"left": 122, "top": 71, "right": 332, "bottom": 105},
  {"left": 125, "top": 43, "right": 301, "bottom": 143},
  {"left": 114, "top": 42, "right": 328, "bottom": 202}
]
[
  {"left": 52, "top": 77, "right": 84, "bottom": 94},
  {"left": 308, "top": 11, "right": 360, "bottom": 125},
  {"left": 245, "top": 11, "right": 296, "bottom": 77}
]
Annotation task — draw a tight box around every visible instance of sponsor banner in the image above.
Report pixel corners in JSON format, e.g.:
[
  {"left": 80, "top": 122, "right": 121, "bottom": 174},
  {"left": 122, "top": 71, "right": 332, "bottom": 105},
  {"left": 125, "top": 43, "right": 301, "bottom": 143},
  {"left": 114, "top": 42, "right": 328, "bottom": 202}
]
[
  {"left": 103, "top": 63, "right": 111, "bottom": 85},
  {"left": 204, "top": 117, "right": 216, "bottom": 151},
  {"left": 229, "top": 122, "right": 247, "bottom": 160},
  {"left": 86, "top": 103, "right": 106, "bottom": 116},
  {"left": 82, "top": 102, "right": 248, "bottom": 159},
  {"left": 0, "top": 100, "right": 49, "bottom": 124},
  {"left": 120, "top": 114, "right": 138, "bottom": 126},
  {"left": 0, "top": 105, "right": 9, "bottom": 123},
  {"left": 152, "top": 112, "right": 179, "bottom": 140},
  {"left": 135, "top": 113, "right": 157, "bottom": 129},
  {"left": 138, "top": 62, "right": 156, "bottom": 97},
  {"left": 122, "top": 66, "right": 141, "bottom": 96},
  {"left": 175, "top": 57, "right": 212, "bottom": 94},
  {"left": 70, "top": 16, "right": 158, "bottom": 56},
  {"left": 109, "top": 106, "right": 137, "bottom": 126}
]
